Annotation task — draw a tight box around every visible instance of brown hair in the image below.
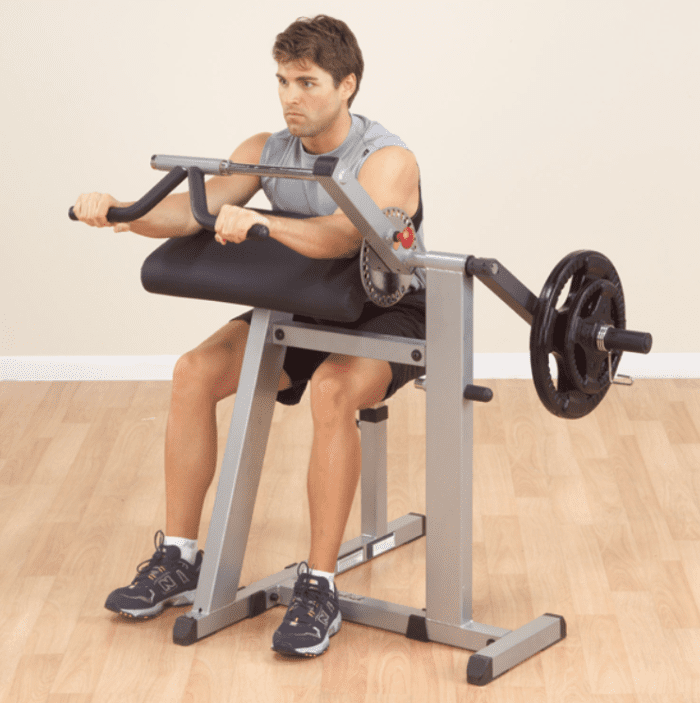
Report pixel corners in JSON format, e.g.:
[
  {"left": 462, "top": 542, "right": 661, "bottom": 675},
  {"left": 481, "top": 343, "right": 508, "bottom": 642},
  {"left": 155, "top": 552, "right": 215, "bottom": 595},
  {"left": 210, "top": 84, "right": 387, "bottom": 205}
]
[{"left": 273, "top": 16, "right": 364, "bottom": 108}]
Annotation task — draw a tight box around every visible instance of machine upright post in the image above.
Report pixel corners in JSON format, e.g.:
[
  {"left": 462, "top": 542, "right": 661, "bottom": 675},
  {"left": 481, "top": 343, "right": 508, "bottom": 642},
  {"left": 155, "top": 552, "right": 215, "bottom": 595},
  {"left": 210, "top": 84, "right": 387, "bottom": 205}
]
[
  {"left": 190, "top": 309, "right": 291, "bottom": 620},
  {"left": 425, "top": 264, "right": 474, "bottom": 627},
  {"left": 359, "top": 406, "right": 389, "bottom": 540}
]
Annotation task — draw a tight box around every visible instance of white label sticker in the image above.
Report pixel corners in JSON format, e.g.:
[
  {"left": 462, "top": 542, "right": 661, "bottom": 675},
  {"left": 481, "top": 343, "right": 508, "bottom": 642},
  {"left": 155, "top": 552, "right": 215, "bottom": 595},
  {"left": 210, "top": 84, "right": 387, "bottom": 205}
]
[
  {"left": 372, "top": 534, "right": 396, "bottom": 557},
  {"left": 336, "top": 549, "right": 364, "bottom": 573}
]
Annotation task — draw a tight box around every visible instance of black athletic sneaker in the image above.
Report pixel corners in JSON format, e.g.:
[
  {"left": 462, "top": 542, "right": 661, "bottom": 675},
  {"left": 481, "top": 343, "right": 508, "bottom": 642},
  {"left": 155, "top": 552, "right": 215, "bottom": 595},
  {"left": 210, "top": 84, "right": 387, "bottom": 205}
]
[
  {"left": 104, "top": 531, "right": 203, "bottom": 620},
  {"left": 272, "top": 562, "right": 342, "bottom": 657}
]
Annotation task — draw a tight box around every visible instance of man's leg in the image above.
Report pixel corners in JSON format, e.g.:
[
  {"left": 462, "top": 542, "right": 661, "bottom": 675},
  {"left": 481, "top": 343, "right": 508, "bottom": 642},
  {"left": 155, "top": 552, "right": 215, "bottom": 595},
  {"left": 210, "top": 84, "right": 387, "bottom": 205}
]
[
  {"left": 271, "top": 354, "right": 392, "bottom": 657},
  {"left": 306, "top": 354, "right": 393, "bottom": 572},
  {"left": 165, "top": 319, "right": 292, "bottom": 540},
  {"left": 104, "top": 318, "right": 292, "bottom": 620}
]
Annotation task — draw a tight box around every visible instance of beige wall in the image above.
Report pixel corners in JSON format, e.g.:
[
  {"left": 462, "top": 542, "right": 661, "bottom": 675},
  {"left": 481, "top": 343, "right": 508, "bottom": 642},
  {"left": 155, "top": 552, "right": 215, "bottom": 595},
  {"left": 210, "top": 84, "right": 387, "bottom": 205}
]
[{"left": 1, "top": 0, "right": 698, "bottom": 357}]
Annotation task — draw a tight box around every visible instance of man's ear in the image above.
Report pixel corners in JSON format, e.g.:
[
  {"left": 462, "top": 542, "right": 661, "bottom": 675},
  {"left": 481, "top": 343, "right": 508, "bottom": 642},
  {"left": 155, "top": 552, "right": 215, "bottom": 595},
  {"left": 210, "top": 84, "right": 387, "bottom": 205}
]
[{"left": 341, "top": 73, "right": 357, "bottom": 102}]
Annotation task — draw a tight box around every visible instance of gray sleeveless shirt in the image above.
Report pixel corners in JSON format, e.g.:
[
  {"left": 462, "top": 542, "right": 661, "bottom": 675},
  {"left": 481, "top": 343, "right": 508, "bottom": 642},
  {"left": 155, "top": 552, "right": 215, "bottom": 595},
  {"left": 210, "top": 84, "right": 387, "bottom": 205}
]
[{"left": 259, "top": 113, "right": 426, "bottom": 290}]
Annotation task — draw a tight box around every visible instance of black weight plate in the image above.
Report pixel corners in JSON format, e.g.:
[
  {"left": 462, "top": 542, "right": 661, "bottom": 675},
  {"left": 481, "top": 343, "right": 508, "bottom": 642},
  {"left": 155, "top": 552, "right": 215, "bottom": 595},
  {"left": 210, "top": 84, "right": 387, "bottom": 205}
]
[
  {"left": 529, "top": 251, "right": 626, "bottom": 419},
  {"left": 564, "top": 278, "right": 624, "bottom": 394}
]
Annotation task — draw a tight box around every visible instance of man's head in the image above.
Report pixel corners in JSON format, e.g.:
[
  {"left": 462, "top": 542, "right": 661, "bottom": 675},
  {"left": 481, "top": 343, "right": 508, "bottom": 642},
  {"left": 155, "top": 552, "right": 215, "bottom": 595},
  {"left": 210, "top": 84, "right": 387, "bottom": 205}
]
[{"left": 273, "top": 16, "right": 364, "bottom": 109}]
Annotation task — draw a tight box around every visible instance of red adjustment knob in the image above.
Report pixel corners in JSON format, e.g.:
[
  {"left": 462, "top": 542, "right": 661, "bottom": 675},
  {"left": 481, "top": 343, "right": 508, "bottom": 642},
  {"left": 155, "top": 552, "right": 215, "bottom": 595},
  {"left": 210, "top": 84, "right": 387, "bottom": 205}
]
[{"left": 393, "top": 226, "right": 415, "bottom": 250}]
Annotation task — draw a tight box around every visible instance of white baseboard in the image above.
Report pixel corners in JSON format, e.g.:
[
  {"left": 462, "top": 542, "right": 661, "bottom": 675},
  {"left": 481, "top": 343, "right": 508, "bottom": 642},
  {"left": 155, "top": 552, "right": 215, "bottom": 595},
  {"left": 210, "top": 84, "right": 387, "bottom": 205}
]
[
  {"left": 1, "top": 353, "right": 698, "bottom": 382},
  {"left": 0, "top": 356, "right": 180, "bottom": 381}
]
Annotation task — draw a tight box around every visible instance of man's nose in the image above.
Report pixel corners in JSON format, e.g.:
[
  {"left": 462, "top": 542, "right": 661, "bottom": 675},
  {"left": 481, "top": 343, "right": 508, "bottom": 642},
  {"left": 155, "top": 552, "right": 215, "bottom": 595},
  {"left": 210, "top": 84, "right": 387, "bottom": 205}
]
[{"left": 283, "top": 84, "right": 301, "bottom": 104}]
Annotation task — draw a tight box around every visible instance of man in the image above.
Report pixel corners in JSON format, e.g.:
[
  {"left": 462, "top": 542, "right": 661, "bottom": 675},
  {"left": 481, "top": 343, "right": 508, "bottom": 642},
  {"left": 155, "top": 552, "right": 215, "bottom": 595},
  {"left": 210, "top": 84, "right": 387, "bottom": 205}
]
[{"left": 72, "top": 15, "right": 426, "bottom": 658}]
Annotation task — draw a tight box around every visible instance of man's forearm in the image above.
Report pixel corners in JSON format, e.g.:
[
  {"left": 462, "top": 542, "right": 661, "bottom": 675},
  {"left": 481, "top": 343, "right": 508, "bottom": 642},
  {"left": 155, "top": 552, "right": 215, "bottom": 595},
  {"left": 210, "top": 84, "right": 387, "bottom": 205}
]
[
  {"left": 127, "top": 192, "right": 200, "bottom": 239},
  {"left": 267, "top": 213, "right": 363, "bottom": 259}
]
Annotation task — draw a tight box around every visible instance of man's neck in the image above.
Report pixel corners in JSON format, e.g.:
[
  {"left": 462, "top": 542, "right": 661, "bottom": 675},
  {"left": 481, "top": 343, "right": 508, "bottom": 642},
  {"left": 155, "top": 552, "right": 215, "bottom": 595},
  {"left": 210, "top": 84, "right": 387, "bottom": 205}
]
[{"left": 301, "top": 111, "right": 353, "bottom": 155}]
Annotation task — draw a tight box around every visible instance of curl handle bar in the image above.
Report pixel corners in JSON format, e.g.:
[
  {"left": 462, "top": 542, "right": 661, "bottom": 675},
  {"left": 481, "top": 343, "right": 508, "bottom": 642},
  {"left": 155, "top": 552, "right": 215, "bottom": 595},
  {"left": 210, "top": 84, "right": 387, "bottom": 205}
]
[
  {"left": 68, "top": 166, "right": 269, "bottom": 238},
  {"left": 72, "top": 154, "right": 413, "bottom": 274},
  {"left": 187, "top": 166, "right": 268, "bottom": 237},
  {"left": 69, "top": 167, "right": 187, "bottom": 223}
]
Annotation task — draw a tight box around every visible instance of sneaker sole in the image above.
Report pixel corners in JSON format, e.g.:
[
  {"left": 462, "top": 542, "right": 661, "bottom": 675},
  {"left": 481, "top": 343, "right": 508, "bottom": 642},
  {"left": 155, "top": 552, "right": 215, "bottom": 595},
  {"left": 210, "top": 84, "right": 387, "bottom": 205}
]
[{"left": 105, "top": 590, "right": 196, "bottom": 621}]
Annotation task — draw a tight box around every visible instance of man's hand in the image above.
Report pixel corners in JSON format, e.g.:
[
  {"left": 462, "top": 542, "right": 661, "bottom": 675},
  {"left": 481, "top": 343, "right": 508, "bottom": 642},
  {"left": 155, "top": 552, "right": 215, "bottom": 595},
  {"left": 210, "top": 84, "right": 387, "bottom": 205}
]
[
  {"left": 215, "top": 205, "right": 271, "bottom": 245},
  {"left": 72, "top": 193, "right": 131, "bottom": 233}
]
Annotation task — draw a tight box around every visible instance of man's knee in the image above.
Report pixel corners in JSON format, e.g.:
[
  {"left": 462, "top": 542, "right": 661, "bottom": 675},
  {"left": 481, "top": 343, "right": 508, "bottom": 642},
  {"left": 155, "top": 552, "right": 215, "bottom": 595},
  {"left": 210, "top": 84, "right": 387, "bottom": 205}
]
[
  {"left": 172, "top": 349, "right": 224, "bottom": 399},
  {"left": 172, "top": 320, "right": 291, "bottom": 402},
  {"left": 310, "top": 372, "right": 348, "bottom": 410},
  {"left": 172, "top": 337, "right": 245, "bottom": 402},
  {"left": 310, "top": 360, "right": 391, "bottom": 424}
]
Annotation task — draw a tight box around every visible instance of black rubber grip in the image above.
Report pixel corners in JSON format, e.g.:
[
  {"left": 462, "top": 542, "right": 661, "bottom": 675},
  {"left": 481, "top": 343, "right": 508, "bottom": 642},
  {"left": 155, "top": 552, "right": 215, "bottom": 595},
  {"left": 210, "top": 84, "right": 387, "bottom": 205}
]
[
  {"left": 188, "top": 167, "right": 268, "bottom": 238},
  {"left": 68, "top": 167, "right": 188, "bottom": 223},
  {"left": 247, "top": 224, "right": 269, "bottom": 239},
  {"left": 604, "top": 327, "right": 653, "bottom": 354},
  {"left": 187, "top": 167, "right": 216, "bottom": 231},
  {"left": 464, "top": 384, "right": 494, "bottom": 402}
]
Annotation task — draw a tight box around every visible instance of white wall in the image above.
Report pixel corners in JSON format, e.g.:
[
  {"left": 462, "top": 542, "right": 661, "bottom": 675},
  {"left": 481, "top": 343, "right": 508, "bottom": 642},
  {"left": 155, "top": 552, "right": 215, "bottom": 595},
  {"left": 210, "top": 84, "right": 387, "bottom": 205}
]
[{"left": 1, "top": 0, "right": 698, "bottom": 362}]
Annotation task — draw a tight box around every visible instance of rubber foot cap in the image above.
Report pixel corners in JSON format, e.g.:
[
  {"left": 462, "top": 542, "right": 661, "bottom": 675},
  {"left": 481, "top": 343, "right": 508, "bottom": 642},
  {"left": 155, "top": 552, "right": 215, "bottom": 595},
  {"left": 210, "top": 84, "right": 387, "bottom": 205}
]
[
  {"left": 249, "top": 590, "right": 268, "bottom": 618},
  {"left": 467, "top": 653, "right": 493, "bottom": 686},
  {"left": 173, "top": 616, "right": 198, "bottom": 646},
  {"left": 406, "top": 614, "right": 429, "bottom": 642}
]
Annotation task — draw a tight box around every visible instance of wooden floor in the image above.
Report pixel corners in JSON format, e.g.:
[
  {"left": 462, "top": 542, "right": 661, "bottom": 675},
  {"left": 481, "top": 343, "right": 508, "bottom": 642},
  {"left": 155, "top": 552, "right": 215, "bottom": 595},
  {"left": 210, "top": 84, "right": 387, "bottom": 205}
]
[{"left": 1, "top": 378, "right": 699, "bottom": 703}]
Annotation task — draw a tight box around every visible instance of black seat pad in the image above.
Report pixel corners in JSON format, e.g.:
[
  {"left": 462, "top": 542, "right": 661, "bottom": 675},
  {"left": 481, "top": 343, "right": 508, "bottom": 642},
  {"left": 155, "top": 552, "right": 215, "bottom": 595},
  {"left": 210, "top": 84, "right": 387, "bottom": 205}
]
[{"left": 141, "top": 212, "right": 368, "bottom": 322}]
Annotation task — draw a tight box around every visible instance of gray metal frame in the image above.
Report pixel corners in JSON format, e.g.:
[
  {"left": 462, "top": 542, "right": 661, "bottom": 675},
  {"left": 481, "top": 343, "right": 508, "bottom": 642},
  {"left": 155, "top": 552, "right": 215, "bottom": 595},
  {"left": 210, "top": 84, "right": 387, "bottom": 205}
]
[
  {"left": 171, "top": 258, "right": 565, "bottom": 685},
  {"left": 158, "top": 154, "right": 566, "bottom": 685}
]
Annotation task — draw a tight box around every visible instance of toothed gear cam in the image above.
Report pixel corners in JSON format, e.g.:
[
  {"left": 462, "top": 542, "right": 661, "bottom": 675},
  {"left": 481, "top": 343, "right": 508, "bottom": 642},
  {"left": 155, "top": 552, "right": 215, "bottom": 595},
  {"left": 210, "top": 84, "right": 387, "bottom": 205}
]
[{"left": 360, "top": 208, "right": 417, "bottom": 307}]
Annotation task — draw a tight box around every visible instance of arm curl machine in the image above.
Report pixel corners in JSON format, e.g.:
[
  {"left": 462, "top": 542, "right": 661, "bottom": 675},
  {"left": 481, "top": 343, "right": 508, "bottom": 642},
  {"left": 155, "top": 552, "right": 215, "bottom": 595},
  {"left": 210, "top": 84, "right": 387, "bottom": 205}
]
[{"left": 70, "top": 155, "right": 651, "bottom": 685}]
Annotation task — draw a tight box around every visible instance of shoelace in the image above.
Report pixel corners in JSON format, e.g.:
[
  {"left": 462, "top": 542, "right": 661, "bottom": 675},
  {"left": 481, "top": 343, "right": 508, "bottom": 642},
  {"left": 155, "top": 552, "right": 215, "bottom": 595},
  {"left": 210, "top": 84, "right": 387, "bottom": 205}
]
[
  {"left": 131, "top": 531, "right": 169, "bottom": 585},
  {"left": 291, "top": 564, "right": 327, "bottom": 621}
]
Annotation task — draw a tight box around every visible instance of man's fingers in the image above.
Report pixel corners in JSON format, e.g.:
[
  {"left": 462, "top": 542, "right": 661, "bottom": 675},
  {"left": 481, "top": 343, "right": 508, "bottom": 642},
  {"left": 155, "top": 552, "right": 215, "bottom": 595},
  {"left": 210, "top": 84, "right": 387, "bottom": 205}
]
[
  {"left": 74, "top": 193, "right": 118, "bottom": 228},
  {"left": 215, "top": 206, "right": 271, "bottom": 244}
]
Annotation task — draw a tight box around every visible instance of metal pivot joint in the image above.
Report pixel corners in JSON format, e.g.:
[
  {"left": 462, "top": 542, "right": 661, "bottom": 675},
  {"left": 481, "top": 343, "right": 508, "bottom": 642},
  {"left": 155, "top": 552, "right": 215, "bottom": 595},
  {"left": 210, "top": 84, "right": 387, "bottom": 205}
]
[{"left": 360, "top": 207, "right": 417, "bottom": 307}]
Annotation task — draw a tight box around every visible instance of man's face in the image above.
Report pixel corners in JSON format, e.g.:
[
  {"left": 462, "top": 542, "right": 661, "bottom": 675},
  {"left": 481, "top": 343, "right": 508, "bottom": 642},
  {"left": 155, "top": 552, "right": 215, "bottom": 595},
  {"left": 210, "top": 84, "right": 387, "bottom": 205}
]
[{"left": 276, "top": 60, "right": 351, "bottom": 140}]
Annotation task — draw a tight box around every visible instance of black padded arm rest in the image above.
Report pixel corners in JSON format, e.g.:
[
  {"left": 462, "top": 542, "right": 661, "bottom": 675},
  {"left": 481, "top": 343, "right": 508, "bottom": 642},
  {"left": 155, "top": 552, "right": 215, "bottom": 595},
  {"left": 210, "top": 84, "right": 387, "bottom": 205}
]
[{"left": 140, "top": 211, "right": 368, "bottom": 322}]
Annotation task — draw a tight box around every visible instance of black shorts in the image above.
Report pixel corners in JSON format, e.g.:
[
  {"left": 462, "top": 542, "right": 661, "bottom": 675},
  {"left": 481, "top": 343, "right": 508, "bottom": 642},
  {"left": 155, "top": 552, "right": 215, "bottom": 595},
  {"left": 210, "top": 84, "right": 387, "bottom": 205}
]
[{"left": 233, "top": 289, "right": 426, "bottom": 406}]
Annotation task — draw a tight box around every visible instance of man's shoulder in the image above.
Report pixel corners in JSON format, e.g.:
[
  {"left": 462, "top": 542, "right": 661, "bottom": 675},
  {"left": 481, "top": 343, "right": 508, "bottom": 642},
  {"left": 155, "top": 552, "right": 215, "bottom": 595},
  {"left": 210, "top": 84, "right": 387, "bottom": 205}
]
[
  {"left": 228, "top": 132, "right": 274, "bottom": 165},
  {"left": 347, "top": 114, "right": 413, "bottom": 179},
  {"left": 352, "top": 114, "right": 408, "bottom": 153},
  {"left": 353, "top": 115, "right": 410, "bottom": 172},
  {"left": 259, "top": 127, "right": 297, "bottom": 167}
]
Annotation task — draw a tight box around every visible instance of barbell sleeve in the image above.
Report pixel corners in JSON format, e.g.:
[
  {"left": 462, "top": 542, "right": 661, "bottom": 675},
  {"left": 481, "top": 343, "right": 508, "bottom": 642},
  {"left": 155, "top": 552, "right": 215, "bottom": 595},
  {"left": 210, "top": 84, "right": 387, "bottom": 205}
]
[
  {"left": 68, "top": 167, "right": 188, "bottom": 222},
  {"left": 600, "top": 326, "right": 653, "bottom": 354}
]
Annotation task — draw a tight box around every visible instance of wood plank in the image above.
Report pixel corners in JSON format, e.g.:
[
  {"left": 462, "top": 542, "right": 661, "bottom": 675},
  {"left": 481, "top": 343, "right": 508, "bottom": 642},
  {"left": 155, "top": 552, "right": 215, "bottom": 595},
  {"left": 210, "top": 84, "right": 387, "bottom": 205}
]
[
  {"left": 0, "top": 378, "right": 698, "bottom": 702},
  {"left": 612, "top": 591, "right": 696, "bottom": 699},
  {"left": 2, "top": 654, "right": 63, "bottom": 703}
]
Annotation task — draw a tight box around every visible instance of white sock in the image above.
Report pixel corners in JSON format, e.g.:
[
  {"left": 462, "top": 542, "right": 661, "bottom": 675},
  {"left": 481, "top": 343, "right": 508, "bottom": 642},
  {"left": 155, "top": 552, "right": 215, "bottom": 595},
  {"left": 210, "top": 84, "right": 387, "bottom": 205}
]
[
  {"left": 310, "top": 568, "right": 336, "bottom": 592},
  {"left": 163, "top": 536, "right": 198, "bottom": 565}
]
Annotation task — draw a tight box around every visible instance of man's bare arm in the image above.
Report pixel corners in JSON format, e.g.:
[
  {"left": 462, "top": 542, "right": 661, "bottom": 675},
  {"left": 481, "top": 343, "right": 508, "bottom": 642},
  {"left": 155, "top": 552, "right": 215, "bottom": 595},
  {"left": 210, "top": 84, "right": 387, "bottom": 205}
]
[
  {"left": 72, "top": 132, "right": 271, "bottom": 238},
  {"left": 214, "top": 146, "right": 420, "bottom": 259}
]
